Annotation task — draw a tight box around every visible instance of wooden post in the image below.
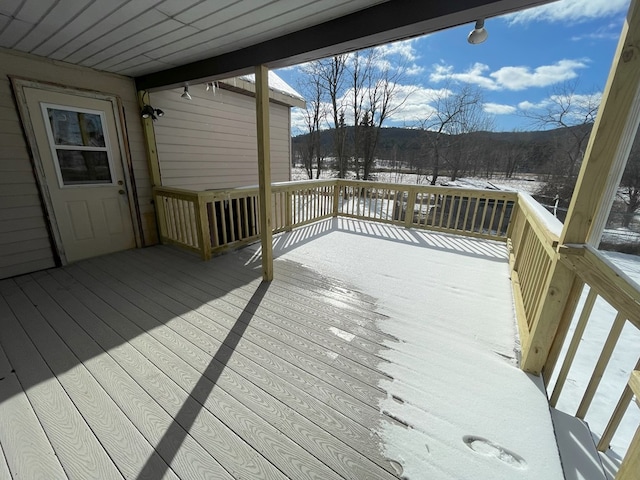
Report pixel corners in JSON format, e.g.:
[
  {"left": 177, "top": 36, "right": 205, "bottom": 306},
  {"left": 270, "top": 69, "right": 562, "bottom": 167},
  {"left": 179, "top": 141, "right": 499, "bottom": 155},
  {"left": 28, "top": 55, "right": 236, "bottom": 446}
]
[
  {"left": 138, "top": 91, "right": 162, "bottom": 188},
  {"left": 195, "top": 194, "right": 212, "bottom": 260},
  {"left": 138, "top": 90, "right": 163, "bottom": 246},
  {"left": 285, "top": 191, "right": 293, "bottom": 231},
  {"left": 404, "top": 187, "right": 416, "bottom": 228},
  {"left": 256, "top": 65, "right": 274, "bottom": 281},
  {"left": 333, "top": 180, "right": 341, "bottom": 217},
  {"left": 521, "top": 0, "right": 640, "bottom": 374}
]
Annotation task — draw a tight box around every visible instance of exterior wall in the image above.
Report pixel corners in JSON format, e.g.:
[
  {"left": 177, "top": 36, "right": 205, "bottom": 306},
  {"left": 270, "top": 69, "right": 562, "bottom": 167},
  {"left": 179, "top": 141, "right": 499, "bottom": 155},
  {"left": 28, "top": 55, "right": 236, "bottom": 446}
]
[
  {"left": 0, "top": 48, "right": 155, "bottom": 280},
  {"left": 151, "top": 85, "right": 292, "bottom": 190}
]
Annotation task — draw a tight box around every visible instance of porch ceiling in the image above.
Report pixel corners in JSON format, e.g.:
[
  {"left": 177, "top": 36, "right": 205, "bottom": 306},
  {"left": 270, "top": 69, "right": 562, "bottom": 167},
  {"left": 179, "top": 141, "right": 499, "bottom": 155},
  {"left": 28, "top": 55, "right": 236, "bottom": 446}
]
[{"left": 0, "top": 0, "right": 557, "bottom": 91}]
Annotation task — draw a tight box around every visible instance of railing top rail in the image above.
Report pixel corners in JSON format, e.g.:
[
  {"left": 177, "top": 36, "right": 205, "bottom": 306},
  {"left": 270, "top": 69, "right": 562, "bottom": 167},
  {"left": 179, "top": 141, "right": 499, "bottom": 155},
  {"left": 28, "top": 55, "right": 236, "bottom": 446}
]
[
  {"left": 272, "top": 179, "right": 337, "bottom": 189},
  {"left": 337, "top": 178, "right": 519, "bottom": 199},
  {"left": 559, "top": 243, "right": 640, "bottom": 330},
  {"left": 517, "top": 192, "right": 562, "bottom": 247}
]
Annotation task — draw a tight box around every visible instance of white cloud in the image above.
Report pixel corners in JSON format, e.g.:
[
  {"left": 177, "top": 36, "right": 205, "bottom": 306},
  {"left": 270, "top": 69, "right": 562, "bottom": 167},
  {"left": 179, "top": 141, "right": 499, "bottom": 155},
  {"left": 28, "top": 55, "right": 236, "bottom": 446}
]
[
  {"left": 490, "top": 59, "right": 588, "bottom": 90},
  {"left": 571, "top": 22, "right": 622, "bottom": 41},
  {"left": 430, "top": 59, "right": 588, "bottom": 91},
  {"left": 517, "top": 100, "right": 546, "bottom": 110},
  {"left": 507, "top": 0, "right": 629, "bottom": 24},
  {"left": 406, "top": 64, "right": 425, "bottom": 76},
  {"left": 484, "top": 103, "right": 517, "bottom": 115},
  {"left": 387, "top": 86, "right": 451, "bottom": 124},
  {"left": 517, "top": 92, "right": 602, "bottom": 121},
  {"left": 430, "top": 63, "right": 498, "bottom": 90},
  {"left": 374, "top": 39, "right": 419, "bottom": 62}
]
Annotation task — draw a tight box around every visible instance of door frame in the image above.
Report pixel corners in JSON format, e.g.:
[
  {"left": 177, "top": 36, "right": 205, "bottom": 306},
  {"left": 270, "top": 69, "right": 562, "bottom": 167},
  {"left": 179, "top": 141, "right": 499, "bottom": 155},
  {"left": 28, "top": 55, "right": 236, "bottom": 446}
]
[{"left": 10, "top": 77, "right": 143, "bottom": 265}]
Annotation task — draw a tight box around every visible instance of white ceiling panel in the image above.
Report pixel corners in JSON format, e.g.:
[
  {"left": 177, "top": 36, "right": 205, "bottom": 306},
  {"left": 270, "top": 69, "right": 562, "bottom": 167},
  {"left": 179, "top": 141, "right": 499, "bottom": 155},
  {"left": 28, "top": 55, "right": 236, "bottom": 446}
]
[
  {"left": 153, "top": 0, "right": 208, "bottom": 18},
  {"left": 0, "top": 1, "right": 23, "bottom": 17},
  {"left": 0, "top": 17, "right": 33, "bottom": 47},
  {"left": 172, "top": 0, "right": 241, "bottom": 25},
  {"left": 12, "top": 0, "right": 56, "bottom": 23},
  {"left": 92, "top": 25, "right": 200, "bottom": 72},
  {"left": 83, "top": 18, "right": 189, "bottom": 67},
  {"left": 14, "top": 0, "right": 92, "bottom": 52},
  {"left": 30, "top": 0, "right": 129, "bottom": 57},
  {"left": 45, "top": 0, "right": 161, "bottom": 61}
]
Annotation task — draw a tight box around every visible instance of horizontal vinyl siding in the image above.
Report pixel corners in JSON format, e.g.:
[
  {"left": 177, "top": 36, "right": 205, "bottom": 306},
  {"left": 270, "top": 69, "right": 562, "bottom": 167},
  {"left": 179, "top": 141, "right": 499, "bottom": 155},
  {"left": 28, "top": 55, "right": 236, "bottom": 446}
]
[
  {"left": 0, "top": 48, "right": 155, "bottom": 280},
  {"left": 152, "top": 86, "right": 291, "bottom": 191}
]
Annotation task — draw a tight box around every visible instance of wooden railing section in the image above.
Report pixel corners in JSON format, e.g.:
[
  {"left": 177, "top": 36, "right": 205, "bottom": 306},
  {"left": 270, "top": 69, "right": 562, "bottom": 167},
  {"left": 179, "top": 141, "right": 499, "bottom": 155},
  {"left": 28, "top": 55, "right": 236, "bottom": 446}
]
[
  {"left": 548, "top": 245, "right": 640, "bottom": 477},
  {"left": 154, "top": 180, "right": 518, "bottom": 260},
  {"left": 337, "top": 180, "right": 517, "bottom": 241},
  {"left": 507, "top": 193, "right": 562, "bottom": 350}
]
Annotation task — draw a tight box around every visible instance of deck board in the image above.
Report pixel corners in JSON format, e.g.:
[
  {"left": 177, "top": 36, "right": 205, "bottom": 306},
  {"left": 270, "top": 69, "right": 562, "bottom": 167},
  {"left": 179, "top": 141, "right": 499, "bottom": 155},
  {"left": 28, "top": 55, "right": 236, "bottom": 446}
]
[
  {"left": 81, "top": 252, "right": 397, "bottom": 478},
  {"left": 2, "top": 278, "right": 180, "bottom": 480},
  {"left": 139, "top": 247, "right": 395, "bottom": 376},
  {"left": 44, "top": 268, "right": 286, "bottom": 480},
  {"left": 56, "top": 255, "right": 397, "bottom": 480},
  {"left": 110, "top": 250, "right": 387, "bottom": 406},
  {"left": 18, "top": 275, "right": 232, "bottom": 480},
  {"left": 0, "top": 231, "right": 559, "bottom": 480},
  {"left": 0, "top": 282, "right": 122, "bottom": 480}
]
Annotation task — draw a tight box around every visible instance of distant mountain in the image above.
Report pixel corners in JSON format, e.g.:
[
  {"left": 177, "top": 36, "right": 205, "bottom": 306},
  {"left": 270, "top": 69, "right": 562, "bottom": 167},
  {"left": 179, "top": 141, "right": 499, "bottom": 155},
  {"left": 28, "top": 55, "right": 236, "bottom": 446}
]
[{"left": 292, "top": 124, "right": 593, "bottom": 174}]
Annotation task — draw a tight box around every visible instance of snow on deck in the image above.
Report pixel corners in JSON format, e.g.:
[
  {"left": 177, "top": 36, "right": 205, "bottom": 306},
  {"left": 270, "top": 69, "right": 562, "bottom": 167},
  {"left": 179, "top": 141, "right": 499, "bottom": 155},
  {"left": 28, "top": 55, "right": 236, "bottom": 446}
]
[{"left": 264, "top": 218, "right": 564, "bottom": 480}]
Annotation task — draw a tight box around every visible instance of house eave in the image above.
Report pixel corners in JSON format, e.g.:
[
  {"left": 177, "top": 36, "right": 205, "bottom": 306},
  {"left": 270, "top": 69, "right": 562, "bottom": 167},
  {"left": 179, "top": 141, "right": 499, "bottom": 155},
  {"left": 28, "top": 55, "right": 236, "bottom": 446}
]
[{"left": 134, "top": 0, "right": 557, "bottom": 92}]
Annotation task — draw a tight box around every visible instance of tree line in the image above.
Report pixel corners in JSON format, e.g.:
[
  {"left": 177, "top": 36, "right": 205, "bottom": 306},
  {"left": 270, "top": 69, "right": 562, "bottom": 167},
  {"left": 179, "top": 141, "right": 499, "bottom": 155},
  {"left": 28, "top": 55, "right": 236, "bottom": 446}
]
[{"left": 294, "top": 56, "right": 640, "bottom": 228}]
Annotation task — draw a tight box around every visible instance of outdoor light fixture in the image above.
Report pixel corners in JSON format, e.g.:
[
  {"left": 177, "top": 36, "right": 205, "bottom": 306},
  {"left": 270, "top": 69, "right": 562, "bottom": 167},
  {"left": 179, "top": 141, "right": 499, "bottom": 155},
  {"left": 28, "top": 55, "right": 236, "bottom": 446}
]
[
  {"left": 181, "top": 85, "right": 192, "bottom": 100},
  {"left": 141, "top": 104, "right": 155, "bottom": 119},
  {"left": 468, "top": 19, "right": 488, "bottom": 44},
  {"left": 140, "top": 104, "right": 164, "bottom": 121},
  {"left": 140, "top": 91, "right": 164, "bottom": 120}
]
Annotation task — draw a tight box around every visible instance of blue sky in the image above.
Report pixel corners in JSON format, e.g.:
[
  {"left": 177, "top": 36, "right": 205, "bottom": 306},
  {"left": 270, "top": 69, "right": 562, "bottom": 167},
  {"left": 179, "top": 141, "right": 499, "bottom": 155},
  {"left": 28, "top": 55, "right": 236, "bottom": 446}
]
[{"left": 275, "top": 0, "right": 630, "bottom": 133}]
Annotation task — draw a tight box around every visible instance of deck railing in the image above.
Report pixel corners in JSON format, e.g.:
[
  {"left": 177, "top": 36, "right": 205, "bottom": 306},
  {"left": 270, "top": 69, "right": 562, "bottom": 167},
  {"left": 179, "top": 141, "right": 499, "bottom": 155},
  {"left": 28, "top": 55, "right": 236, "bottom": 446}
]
[
  {"left": 550, "top": 245, "right": 640, "bottom": 472},
  {"left": 507, "top": 193, "right": 562, "bottom": 353},
  {"left": 154, "top": 179, "right": 639, "bottom": 476},
  {"left": 336, "top": 180, "right": 517, "bottom": 240},
  {"left": 154, "top": 180, "right": 517, "bottom": 260}
]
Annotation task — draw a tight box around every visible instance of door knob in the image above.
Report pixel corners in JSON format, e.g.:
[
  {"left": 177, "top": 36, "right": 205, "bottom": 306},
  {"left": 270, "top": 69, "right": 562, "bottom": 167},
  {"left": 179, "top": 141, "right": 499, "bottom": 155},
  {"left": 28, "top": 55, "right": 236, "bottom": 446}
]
[{"left": 119, "top": 189, "right": 126, "bottom": 195}]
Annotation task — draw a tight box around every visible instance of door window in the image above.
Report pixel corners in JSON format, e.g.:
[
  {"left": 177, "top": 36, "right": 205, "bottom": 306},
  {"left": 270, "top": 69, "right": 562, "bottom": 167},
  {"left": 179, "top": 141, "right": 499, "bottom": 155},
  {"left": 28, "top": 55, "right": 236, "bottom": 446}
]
[{"left": 42, "top": 104, "right": 115, "bottom": 186}]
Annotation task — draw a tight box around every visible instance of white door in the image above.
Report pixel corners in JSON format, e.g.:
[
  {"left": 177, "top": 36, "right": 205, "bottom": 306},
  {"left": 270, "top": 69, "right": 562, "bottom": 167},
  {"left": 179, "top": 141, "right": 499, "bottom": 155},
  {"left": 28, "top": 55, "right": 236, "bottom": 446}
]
[{"left": 23, "top": 87, "right": 136, "bottom": 263}]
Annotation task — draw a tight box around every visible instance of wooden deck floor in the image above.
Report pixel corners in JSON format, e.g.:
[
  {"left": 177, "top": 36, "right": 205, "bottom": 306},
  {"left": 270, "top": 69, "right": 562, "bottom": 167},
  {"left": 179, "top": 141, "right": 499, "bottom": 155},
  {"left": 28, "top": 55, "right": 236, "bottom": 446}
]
[{"left": 0, "top": 241, "right": 403, "bottom": 479}]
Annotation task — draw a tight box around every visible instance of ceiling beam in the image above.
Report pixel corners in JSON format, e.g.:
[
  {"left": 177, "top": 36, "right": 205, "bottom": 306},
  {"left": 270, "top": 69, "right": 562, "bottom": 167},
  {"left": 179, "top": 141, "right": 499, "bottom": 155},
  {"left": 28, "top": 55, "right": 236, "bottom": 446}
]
[{"left": 135, "top": 0, "right": 556, "bottom": 91}]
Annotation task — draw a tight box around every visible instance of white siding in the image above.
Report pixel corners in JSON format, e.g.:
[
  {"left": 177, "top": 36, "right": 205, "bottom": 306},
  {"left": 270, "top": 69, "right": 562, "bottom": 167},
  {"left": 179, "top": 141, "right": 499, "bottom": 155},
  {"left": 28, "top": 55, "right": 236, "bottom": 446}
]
[
  {"left": 151, "top": 85, "right": 292, "bottom": 190},
  {"left": 0, "top": 48, "right": 155, "bottom": 280}
]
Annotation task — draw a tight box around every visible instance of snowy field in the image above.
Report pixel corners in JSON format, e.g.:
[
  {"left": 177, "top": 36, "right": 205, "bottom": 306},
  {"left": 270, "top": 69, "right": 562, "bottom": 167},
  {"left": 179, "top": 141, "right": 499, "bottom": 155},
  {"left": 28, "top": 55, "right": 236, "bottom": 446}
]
[
  {"left": 260, "top": 219, "right": 564, "bottom": 480},
  {"left": 291, "top": 167, "right": 544, "bottom": 195}
]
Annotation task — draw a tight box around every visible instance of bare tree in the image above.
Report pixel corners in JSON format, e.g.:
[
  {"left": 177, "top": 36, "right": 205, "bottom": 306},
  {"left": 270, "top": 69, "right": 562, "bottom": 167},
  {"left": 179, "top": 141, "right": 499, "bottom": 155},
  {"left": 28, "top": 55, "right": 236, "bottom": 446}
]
[
  {"left": 297, "top": 46, "right": 413, "bottom": 180},
  {"left": 298, "top": 63, "right": 327, "bottom": 179},
  {"left": 344, "top": 48, "right": 413, "bottom": 180},
  {"left": 316, "top": 55, "right": 349, "bottom": 177},
  {"left": 522, "top": 81, "right": 600, "bottom": 203},
  {"left": 420, "top": 84, "right": 490, "bottom": 184}
]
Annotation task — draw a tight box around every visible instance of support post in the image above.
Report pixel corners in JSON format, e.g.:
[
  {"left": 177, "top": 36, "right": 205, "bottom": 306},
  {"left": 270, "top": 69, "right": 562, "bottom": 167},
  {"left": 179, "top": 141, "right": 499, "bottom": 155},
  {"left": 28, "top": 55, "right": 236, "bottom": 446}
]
[
  {"left": 521, "top": 0, "right": 640, "bottom": 374},
  {"left": 256, "top": 65, "right": 274, "bottom": 281},
  {"left": 138, "top": 90, "right": 163, "bottom": 245}
]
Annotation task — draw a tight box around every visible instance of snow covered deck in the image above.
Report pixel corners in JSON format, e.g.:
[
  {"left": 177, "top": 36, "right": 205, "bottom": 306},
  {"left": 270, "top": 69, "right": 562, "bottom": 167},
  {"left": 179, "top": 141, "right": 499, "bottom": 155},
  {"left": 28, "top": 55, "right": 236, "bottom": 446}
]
[{"left": 0, "top": 218, "right": 563, "bottom": 479}]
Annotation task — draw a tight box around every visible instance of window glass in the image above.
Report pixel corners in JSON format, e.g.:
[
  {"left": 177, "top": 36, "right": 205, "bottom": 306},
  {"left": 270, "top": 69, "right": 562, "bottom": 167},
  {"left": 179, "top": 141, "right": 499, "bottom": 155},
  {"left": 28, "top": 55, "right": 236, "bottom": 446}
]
[
  {"left": 47, "top": 108, "right": 105, "bottom": 147},
  {"left": 56, "top": 150, "right": 112, "bottom": 184}
]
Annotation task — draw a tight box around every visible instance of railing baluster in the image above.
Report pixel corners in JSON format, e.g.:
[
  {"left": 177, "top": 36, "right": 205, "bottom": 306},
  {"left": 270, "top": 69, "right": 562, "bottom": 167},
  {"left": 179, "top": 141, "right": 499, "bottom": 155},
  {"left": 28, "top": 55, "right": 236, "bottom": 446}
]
[
  {"left": 576, "top": 312, "right": 627, "bottom": 419},
  {"left": 550, "top": 288, "right": 599, "bottom": 406}
]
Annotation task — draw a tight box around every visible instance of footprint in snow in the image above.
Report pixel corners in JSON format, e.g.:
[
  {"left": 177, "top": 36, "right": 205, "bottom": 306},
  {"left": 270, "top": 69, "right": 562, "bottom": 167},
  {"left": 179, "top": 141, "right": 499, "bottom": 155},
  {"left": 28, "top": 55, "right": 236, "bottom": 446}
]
[{"left": 463, "top": 435, "right": 526, "bottom": 469}]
